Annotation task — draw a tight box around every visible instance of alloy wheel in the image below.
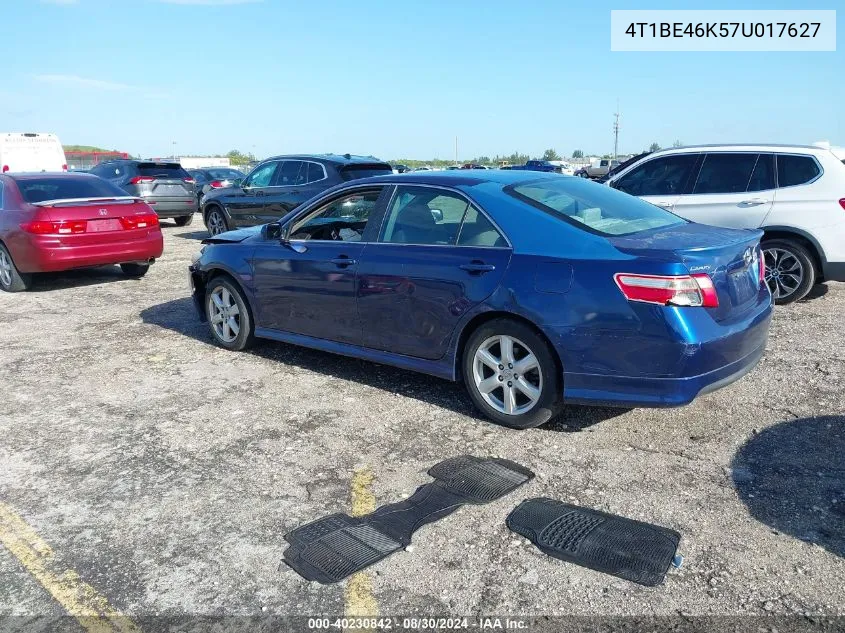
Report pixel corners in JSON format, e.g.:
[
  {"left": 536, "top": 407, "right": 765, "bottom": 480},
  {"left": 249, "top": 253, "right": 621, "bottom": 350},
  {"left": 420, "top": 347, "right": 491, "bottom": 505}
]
[
  {"left": 764, "top": 247, "right": 804, "bottom": 301},
  {"left": 0, "top": 251, "right": 12, "bottom": 288},
  {"left": 207, "top": 210, "right": 227, "bottom": 236},
  {"left": 472, "top": 335, "right": 543, "bottom": 415},
  {"left": 208, "top": 286, "right": 241, "bottom": 343}
]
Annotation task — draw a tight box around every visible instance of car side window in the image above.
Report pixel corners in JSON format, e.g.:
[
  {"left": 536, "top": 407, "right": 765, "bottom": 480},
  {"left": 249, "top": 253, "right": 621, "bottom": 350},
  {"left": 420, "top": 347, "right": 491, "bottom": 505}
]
[
  {"left": 306, "top": 162, "right": 326, "bottom": 184},
  {"left": 457, "top": 206, "right": 506, "bottom": 247},
  {"left": 288, "top": 189, "right": 382, "bottom": 242},
  {"left": 692, "top": 153, "right": 758, "bottom": 194},
  {"left": 244, "top": 162, "right": 278, "bottom": 188},
  {"left": 777, "top": 154, "right": 821, "bottom": 188},
  {"left": 747, "top": 154, "right": 775, "bottom": 192},
  {"left": 380, "top": 186, "right": 468, "bottom": 246},
  {"left": 275, "top": 160, "right": 305, "bottom": 187},
  {"left": 614, "top": 154, "right": 698, "bottom": 197}
]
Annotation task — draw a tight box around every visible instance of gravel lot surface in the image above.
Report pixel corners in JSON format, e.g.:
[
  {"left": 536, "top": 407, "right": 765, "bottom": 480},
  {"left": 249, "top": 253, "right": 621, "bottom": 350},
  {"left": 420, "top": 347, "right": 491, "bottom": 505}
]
[{"left": 1, "top": 218, "right": 843, "bottom": 627}]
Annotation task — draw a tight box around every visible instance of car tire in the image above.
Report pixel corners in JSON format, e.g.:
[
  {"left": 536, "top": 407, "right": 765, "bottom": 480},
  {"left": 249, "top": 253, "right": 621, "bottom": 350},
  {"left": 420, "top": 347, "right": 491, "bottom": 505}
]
[
  {"left": 174, "top": 214, "right": 194, "bottom": 227},
  {"left": 462, "top": 318, "right": 561, "bottom": 429},
  {"left": 762, "top": 238, "right": 815, "bottom": 305},
  {"left": 205, "top": 206, "right": 229, "bottom": 236},
  {"left": 205, "top": 276, "right": 255, "bottom": 351},
  {"left": 0, "top": 244, "right": 33, "bottom": 292},
  {"left": 120, "top": 263, "right": 150, "bottom": 278}
]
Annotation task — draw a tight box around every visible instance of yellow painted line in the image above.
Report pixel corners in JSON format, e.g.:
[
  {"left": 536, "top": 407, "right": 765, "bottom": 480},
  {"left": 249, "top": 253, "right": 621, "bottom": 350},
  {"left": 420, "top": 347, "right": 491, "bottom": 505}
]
[
  {"left": 344, "top": 468, "right": 379, "bottom": 622},
  {"left": 0, "top": 502, "right": 141, "bottom": 633}
]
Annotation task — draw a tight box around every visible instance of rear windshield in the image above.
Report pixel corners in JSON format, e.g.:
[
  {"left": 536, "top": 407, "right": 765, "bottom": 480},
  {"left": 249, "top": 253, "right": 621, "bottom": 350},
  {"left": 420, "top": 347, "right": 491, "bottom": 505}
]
[
  {"left": 17, "top": 177, "right": 129, "bottom": 203},
  {"left": 207, "top": 169, "right": 244, "bottom": 180},
  {"left": 137, "top": 163, "right": 191, "bottom": 179},
  {"left": 507, "top": 177, "right": 687, "bottom": 236},
  {"left": 340, "top": 164, "right": 393, "bottom": 181}
]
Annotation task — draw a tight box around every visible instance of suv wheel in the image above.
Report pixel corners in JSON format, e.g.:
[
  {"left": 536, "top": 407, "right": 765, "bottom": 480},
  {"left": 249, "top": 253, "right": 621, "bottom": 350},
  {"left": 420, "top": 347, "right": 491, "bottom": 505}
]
[
  {"left": 0, "top": 244, "right": 33, "bottom": 292},
  {"left": 206, "top": 206, "right": 228, "bottom": 236},
  {"left": 174, "top": 214, "right": 194, "bottom": 227},
  {"left": 762, "top": 239, "right": 815, "bottom": 305},
  {"left": 205, "top": 276, "right": 255, "bottom": 351},
  {"left": 462, "top": 319, "right": 561, "bottom": 429}
]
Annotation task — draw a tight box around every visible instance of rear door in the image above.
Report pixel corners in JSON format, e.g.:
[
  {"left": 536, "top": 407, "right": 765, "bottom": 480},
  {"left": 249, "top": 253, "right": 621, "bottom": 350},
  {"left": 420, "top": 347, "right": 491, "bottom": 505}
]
[
  {"left": 671, "top": 153, "right": 775, "bottom": 228},
  {"left": 356, "top": 185, "right": 511, "bottom": 360},
  {"left": 611, "top": 153, "right": 700, "bottom": 211},
  {"left": 226, "top": 160, "right": 280, "bottom": 228}
]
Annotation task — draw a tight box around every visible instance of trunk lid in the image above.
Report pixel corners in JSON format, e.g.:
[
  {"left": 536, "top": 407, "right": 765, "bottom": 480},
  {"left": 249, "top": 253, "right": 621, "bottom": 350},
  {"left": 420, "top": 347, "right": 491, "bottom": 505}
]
[
  {"left": 32, "top": 198, "right": 160, "bottom": 244},
  {"left": 134, "top": 162, "right": 195, "bottom": 197},
  {"left": 610, "top": 223, "right": 765, "bottom": 321}
]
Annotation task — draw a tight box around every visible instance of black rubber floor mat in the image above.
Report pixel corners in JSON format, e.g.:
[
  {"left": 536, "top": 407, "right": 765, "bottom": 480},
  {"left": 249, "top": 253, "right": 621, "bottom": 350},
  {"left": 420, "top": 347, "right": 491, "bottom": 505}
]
[
  {"left": 283, "top": 456, "right": 534, "bottom": 583},
  {"left": 507, "top": 498, "right": 680, "bottom": 586}
]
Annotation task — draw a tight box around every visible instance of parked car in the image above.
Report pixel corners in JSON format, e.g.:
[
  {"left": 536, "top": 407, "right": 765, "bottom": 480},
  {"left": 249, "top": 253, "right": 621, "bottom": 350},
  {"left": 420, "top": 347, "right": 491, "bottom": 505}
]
[
  {"left": 392, "top": 164, "right": 411, "bottom": 174},
  {"left": 189, "top": 170, "right": 772, "bottom": 429},
  {"left": 507, "top": 160, "right": 562, "bottom": 173},
  {"left": 200, "top": 154, "right": 393, "bottom": 236},
  {"left": 549, "top": 160, "right": 575, "bottom": 176},
  {"left": 461, "top": 163, "right": 488, "bottom": 170},
  {"left": 1, "top": 132, "right": 67, "bottom": 173},
  {"left": 596, "top": 152, "right": 651, "bottom": 183},
  {"left": 187, "top": 167, "right": 245, "bottom": 205},
  {"left": 89, "top": 159, "right": 197, "bottom": 227},
  {"left": 606, "top": 144, "right": 845, "bottom": 304},
  {"left": 577, "top": 159, "right": 621, "bottom": 179},
  {"left": 0, "top": 173, "right": 163, "bottom": 291}
]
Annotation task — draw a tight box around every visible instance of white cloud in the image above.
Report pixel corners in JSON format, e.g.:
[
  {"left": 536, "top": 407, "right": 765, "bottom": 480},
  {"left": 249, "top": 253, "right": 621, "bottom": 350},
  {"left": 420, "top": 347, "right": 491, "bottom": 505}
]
[{"left": 34, "top": 74, "right": 137, "bottom": 92}]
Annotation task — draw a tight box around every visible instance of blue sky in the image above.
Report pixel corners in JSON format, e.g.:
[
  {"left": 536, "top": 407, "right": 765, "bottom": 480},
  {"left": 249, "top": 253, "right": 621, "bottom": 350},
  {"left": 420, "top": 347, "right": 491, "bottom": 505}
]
[{"left": 1, "top": 0, "right": 841, "bottom": 161}]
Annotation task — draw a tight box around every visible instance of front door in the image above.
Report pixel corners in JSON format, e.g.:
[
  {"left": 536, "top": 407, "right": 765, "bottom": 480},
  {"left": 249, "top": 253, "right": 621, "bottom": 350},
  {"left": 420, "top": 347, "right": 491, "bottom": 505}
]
[
  {"left": 251, "top": 187, "right": 388, "bottom": 344},
  {"left": 227, "top": 160, "right": 280, "bottom": 228},
  {"left": 357, "top": 185, "right": 511, "bottom": 360}
]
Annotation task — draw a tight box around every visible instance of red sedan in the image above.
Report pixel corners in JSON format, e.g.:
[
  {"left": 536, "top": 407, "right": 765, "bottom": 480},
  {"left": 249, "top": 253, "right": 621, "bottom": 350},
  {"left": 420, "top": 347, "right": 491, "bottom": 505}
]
[{"left": 0, "top": 172, "right": 164, "bottom": 292}]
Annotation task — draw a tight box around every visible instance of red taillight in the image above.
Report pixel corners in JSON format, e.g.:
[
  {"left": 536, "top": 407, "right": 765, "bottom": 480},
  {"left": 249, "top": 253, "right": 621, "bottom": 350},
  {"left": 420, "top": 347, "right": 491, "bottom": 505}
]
[
  {"left": 129, "top": 176, "right": 155, "bottom": 185},
  {"left": 120, "top": 213, "right": 160, "bottom": 230},
  {"left": 62, "top": 164, "right": 68, "bottom": 171},
  {"left": 183, "top": 177, "right": 195, "bottom": 184},
  {"left": 20, "top": 220, "right": 87, "bottom": 235},
  {"left": 758, "top": 248, "right": 766, "bottom": 285},
  {"left": 1, "top": 165, "right": 8, "bottom": 173},
  {"left": 614, "top": 273, "right": 719, "bottom": 308},
  {"left": 209, "top": 180, "right": 224, "bottom": 188},
  {"left": 839, "top": 198, "right": 845, "bottom": 211}
]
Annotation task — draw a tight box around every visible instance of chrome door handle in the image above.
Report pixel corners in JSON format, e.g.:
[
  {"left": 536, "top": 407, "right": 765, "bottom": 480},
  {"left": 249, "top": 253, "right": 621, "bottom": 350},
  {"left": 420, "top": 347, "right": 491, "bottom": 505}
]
[
  {"left": 654, "top": 201, "right": 673, "bottom": 208},
  {"left": 331, "top": 257, "right": 357, "bottom": 267},
  {"left": 459, "top": 262, "right": 496, "bottom": 274},
  {"left": 739, "top": 198, "right": 767, "bottom": 207}
]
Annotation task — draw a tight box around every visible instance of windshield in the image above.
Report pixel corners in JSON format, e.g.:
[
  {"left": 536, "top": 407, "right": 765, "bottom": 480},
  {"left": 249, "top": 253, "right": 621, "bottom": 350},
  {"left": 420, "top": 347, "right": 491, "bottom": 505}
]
[
  {"left": 17, "top": 177, "right": 130, "bottom": 203},
  {"left": 507, "top": 177, "right": 687, "bottom": 236},
  {"left": 137, "top": 163, "right": 191, "bottom": 179}
]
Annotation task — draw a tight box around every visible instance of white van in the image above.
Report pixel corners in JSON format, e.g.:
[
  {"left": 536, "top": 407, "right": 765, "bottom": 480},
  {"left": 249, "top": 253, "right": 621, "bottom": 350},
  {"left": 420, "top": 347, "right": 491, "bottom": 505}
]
[{"left": 0, "top": 132, "right": 67, "bottom": 173}]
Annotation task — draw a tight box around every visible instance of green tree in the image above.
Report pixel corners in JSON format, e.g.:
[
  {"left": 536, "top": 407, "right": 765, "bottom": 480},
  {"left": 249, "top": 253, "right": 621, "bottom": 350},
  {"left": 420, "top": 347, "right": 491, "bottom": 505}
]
[
  {"left": 226, "top": 149, "right": 256, "bottom": 165},
  {"left": 649, "top": 142, "right": 661, "bottom": 152},
  {"left": 541, "top": 148, "right": 561, "bottom": 161},
  {"left": 571, "top": 149, "right": 584, "bottom": 159},
  {"left": 672, "top": 140, "right": 683, "bottom": 148}
]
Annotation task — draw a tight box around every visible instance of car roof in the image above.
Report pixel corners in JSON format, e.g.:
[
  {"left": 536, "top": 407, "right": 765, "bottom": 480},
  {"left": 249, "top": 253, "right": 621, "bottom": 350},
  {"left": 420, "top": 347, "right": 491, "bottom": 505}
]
[
  {"left": 3, "top": 172, "right": 100, "bottom": 181},
  {"left": 649, "top": 143, "right": 831, "bottom": 155},
  {"left": 261, "top": 153, "right": 390, "bottom": 165},
  {"left": 350, "top": 169, "right": 566, "bottom": 188}
]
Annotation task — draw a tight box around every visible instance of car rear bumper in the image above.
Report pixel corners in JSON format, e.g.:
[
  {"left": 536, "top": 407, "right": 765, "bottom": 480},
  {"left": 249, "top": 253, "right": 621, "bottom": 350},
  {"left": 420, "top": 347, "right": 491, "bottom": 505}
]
[
  {"left": 15, "top": 232, "right": 164, "bottom": 273},
  {"left": 556, "top": 291, "right": 773, "bottom": 408},
  {"left": 146, "top": 197, "right": 197, "bottom": 218}
]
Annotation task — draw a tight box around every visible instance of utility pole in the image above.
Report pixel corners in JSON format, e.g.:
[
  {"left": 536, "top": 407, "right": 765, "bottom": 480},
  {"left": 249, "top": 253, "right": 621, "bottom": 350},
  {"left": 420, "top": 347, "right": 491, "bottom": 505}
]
[{"left": 613, "top": 103, "right": 620, "bottom": 160}]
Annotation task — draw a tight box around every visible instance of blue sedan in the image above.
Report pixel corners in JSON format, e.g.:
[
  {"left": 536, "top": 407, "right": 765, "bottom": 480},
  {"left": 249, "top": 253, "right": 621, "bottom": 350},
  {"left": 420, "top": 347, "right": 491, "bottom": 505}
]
[{"left": 188, "top": 170, "right": 773, "bottom": 429}]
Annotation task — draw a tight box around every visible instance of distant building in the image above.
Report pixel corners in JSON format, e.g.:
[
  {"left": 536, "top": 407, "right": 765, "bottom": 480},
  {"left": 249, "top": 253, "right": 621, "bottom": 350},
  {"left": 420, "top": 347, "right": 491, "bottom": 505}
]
[
  {"left": 65, "top": 150, "right": 129, "bottom": 171},
  {"left": 178, "top": 156, "right": 231, "bottom": 169}
]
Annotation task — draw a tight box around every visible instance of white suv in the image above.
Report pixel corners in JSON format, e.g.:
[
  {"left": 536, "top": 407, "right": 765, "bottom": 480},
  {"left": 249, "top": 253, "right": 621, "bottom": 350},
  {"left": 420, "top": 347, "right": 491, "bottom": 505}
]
[{"left": 606, "top": 144, "right": 845, "bottom": 304}]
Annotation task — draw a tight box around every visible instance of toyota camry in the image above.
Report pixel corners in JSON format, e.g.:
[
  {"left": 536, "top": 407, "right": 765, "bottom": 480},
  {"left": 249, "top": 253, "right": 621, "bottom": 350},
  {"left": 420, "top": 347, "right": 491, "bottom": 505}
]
[{"left": 188, "top": 171, "right": 772, "bottom": 429}]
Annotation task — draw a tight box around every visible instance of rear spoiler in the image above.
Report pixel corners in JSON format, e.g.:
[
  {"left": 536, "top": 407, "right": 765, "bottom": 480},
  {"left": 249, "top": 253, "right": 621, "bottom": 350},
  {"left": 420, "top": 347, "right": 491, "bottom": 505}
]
[{"left": 31, "top": 196, "right": 143, "bottom": 207}]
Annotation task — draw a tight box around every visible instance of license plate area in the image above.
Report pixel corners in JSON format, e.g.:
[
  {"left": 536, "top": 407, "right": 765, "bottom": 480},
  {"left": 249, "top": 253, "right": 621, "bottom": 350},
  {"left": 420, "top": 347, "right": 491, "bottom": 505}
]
[
  {"left": 728, "top": 268, "right": 756, "bottom": 304},
  {"left": 87, "top": 218, "right": 122, "bottom": 232}
]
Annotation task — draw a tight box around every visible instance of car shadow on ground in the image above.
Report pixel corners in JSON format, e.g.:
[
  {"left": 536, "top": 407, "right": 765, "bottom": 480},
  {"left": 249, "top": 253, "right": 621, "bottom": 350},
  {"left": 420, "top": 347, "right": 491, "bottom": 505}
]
[
  {"left": 800, "top": 284, "right": 830, "bottom": 302},
  {"left": 140, "top": 297, "right": 626, "bottom": 432},
  {"left": 172, "top": 230, "right": 208, "bottom": 241},
  {"left": 732, "top": 415, "right": 844, "bottom": 558},
  {"left": 24, "top": 266, "right": 138, "bottom": 292}
]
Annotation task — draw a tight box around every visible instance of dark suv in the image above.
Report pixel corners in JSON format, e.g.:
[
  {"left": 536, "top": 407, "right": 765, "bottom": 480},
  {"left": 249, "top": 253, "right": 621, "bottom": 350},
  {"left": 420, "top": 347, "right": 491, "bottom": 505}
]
[
  {"left": 200, "top": 154, "right": 393, "bottom": 235},
  {"left": 89, "top": 160, "right": 197, "bottom": 226}
]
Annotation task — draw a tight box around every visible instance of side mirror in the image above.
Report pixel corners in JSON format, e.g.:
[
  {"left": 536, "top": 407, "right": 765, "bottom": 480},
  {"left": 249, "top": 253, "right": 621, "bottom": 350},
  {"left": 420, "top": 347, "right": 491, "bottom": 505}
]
[
  {"left": 265, "top": 222, "right": 283, "bottom": 241},
  {"left": 430, "top": 208, "right": 443, "bottom": 222}
]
